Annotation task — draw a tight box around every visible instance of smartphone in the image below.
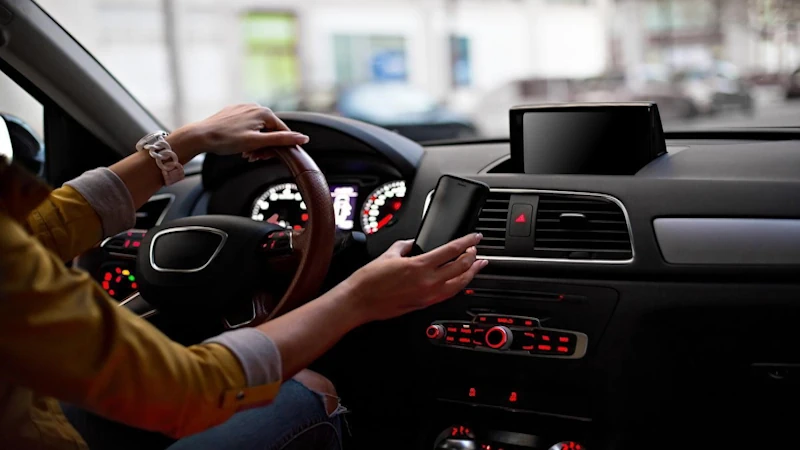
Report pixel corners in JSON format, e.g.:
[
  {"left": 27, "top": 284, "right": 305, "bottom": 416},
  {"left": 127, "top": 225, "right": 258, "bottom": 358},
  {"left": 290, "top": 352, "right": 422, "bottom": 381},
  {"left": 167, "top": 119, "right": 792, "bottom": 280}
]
[{"left": 411, "top": 175, "right": 490, "bottom": 256}]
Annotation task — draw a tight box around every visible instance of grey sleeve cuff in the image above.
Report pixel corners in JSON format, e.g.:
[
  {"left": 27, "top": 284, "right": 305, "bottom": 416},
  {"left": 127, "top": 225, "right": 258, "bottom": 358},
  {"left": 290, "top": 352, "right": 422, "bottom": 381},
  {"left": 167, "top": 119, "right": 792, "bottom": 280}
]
[
  {"left": 65, "top": 168, "right": 136, "bottom": 236},
  {"left": 204, "top": 328, "right": 283, "bottom": 387}
]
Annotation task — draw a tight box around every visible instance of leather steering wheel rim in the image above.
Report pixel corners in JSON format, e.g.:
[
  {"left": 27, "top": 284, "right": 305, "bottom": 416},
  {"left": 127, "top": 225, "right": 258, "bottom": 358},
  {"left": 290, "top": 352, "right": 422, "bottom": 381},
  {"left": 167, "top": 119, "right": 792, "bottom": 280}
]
[{"left": 255, "top": 146, "right": 335, "bottom": 323}]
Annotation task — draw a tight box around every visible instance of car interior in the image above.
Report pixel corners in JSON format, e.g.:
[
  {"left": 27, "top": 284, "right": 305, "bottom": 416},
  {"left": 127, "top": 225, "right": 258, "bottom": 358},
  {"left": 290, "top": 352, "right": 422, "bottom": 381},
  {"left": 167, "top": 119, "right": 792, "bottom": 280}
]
[{"left": 2, "top": 1, "right": 800, "bottom": 449}]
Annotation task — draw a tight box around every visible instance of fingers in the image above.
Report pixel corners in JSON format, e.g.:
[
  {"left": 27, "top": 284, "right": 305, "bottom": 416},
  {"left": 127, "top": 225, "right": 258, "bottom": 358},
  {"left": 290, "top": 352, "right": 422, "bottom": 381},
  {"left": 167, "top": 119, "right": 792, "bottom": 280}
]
[
  {"left": 416, "top": 233, "right": 483, "bottom": 267},
  {"left": 435, "top": 246, "right": 477, "bottom": 281},
  {"left": 257, "top": 106, "right": 291, "bottom": 132},
  {"left": 384, "top": 239, "right": 414, "bottom": 258},
  {"left": 248, "top": 131, "right": 309, "bottom": 149},
  {"left": 242, "top": 147, "right": 287, "bottom": 162},
  {"left": 440, "top": 259, "right": 488, "bottom": 298}
]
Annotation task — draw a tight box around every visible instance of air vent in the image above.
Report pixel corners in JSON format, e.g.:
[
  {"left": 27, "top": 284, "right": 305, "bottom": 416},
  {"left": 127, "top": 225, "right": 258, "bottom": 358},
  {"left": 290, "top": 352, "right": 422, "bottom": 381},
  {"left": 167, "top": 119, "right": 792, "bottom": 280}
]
[
  {"left": 475, "top": 192, "right": 511, "bottom": 252},
  {"left": 533, "top": 194, "right": 632, "bottom": 261},
  {"left": 134, "top": 195, "right": 173, "bottom": 229}
]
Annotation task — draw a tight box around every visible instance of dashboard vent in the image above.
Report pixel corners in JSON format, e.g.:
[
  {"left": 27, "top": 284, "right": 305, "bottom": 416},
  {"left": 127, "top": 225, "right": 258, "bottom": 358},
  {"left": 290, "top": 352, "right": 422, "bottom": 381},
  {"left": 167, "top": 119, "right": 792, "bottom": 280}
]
[
  {"left": 533, "top": 194, "right": 632, "bottom": 261},
  {"left": 134, "top": 195, "right": 173, "bottom": 229},
  {"left": 475, "top": 192, "right": 511, "bottom": 252}
]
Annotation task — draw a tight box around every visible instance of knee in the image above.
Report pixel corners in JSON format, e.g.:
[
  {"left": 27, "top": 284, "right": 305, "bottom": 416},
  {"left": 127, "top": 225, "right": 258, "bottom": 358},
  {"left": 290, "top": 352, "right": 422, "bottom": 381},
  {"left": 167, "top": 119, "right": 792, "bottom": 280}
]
[{"left": 292, "top": 369, "right": 339, "bottom": 416}]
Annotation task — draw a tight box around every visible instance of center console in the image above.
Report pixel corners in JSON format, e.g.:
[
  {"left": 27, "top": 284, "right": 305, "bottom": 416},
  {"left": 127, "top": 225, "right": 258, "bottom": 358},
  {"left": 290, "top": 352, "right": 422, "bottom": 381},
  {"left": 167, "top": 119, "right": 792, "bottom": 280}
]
[{"left": 414, "top": 277, "right": 618, "bottom": 449}]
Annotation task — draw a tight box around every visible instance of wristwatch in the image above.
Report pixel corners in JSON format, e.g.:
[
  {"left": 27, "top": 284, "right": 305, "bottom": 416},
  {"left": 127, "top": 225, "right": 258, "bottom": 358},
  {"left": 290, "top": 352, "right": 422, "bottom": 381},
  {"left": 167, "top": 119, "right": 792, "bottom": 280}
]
[{"left": 136, "top": 131, "right": 185, "bottom": 186}]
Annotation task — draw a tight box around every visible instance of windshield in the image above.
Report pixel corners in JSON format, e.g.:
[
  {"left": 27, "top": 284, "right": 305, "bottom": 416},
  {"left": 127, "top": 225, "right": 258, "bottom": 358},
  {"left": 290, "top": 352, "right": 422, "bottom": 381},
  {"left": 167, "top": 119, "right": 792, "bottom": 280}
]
[{"left": 39, "top": 0, "right": 800, "bottom": 143}]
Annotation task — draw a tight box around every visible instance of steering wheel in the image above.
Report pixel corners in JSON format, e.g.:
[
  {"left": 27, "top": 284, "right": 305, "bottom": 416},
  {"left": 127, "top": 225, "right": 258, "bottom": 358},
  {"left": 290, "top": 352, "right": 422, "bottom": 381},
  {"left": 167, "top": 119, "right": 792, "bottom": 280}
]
[{"left": 135, "top": 146, "right": 335, "bottom": 326}]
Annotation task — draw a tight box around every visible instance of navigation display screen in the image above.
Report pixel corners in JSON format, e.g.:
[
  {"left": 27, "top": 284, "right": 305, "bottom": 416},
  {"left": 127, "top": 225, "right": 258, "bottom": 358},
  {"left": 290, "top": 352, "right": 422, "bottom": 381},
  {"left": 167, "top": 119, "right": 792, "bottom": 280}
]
[{"left": 510, "top": 104, "right": 666, "bottom": 175}]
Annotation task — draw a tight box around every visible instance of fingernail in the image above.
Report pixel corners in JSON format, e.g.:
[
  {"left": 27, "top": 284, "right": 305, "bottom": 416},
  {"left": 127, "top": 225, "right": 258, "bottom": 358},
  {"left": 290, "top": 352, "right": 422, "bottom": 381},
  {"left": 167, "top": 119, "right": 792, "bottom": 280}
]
[
  {"left": 475, "top": 233, "right": 483, "bottom": 241},
  {"left": 293, "top": 134, "right": 310, "bottom": 144},
  {"left": 468, "top": 246, "right": 477, "bottom": 253},
  {"left": 480, "top": 259, "right": 489, "bottom": 267}
]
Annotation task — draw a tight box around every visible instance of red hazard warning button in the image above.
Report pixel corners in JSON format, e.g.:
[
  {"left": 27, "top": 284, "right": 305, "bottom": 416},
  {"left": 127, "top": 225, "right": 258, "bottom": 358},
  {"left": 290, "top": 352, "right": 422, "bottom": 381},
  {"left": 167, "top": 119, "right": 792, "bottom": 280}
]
[{"left": 509, "top": 203, "right": 533, "bottom": 237}]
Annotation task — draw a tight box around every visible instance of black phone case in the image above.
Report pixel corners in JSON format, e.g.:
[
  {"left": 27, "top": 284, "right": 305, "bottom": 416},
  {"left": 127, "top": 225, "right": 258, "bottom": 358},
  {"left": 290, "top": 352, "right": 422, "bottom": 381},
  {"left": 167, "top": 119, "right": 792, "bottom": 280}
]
[{"left": 411, "top": 175, "right": 490, "bottom": 256}]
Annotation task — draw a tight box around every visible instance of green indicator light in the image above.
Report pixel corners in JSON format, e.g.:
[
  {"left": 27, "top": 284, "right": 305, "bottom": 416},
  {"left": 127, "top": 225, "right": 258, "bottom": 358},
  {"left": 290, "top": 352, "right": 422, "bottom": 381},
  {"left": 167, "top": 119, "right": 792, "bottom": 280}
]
[{"left": 128, "top": 275, "right": 136, "bottom": 282}]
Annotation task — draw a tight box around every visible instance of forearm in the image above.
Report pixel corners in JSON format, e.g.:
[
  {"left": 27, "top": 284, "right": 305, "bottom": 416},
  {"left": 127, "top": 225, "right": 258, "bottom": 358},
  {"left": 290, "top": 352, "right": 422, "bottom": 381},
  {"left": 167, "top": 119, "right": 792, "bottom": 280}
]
[
  {"left": 108, "top": 128, "right": 202, "bottom": 209},
  {"left": 256, "top": 282, "right": 366, "bottom": 380}
]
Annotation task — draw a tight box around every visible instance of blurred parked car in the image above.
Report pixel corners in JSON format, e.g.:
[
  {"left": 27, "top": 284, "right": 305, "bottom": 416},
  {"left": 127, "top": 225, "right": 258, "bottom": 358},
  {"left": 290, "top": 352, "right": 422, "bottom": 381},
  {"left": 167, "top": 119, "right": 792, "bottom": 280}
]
[
  {"left": 623, "top": 62, "right": 753, "bottom": 118},
  {"left": 335, "top": 83, "right": 477, "bottom": 142},
  {"left": 473, "top": 78, "right": 577, "bottom": 137},
  {"left": 623, "top": 64, "right": 701, "bottom": 119},
  {"left": 672, "top": 61, "right": 754, "bottom": 115},
  {"left": 786, "top": 67, "right": 800, "bottom": 99}
]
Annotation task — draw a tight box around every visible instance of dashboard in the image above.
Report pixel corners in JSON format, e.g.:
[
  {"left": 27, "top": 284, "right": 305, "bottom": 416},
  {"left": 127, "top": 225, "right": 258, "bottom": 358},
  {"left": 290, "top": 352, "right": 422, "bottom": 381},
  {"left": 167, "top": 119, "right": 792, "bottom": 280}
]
[{"left": 86, "top": 113, "right": 800, "bottom": 450}]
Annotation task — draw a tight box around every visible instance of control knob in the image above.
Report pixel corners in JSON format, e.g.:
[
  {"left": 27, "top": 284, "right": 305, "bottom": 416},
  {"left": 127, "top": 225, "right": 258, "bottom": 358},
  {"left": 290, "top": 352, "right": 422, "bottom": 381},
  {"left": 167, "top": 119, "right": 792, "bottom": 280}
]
[
  {"left": 426, "top": 324, "right": 446, "bottom": 340},
  {"left": 548, "top": 442, "right": 586, "bottom": 450},
  {"left": 485, "top": 325, "right": 512, "bottom": 350}
]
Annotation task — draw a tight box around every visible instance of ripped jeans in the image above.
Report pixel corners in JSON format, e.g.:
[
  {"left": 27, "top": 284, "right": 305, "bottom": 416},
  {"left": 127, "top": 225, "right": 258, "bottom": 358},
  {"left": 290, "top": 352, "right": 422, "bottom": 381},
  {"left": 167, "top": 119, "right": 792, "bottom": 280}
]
[{"left": 62, "top": 380, "right": 345, "bottom": 450}]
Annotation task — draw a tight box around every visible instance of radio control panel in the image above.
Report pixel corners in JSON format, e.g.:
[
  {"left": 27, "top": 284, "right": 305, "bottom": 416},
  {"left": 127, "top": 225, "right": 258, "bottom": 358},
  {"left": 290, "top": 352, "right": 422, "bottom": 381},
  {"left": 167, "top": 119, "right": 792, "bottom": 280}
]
[{"left": 426, "top": 314, "right": 588, "bottom": 359}]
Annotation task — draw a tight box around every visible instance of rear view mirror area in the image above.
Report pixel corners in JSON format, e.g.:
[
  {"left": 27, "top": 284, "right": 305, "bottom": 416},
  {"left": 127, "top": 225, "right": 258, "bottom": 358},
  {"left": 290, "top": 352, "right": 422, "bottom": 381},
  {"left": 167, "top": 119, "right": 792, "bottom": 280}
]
[
  {"left": 0, "top": 114, "right": 44, "bottom": 176},
  {"left": 0, "top": 115, "right": 12, "bottom": 163}
]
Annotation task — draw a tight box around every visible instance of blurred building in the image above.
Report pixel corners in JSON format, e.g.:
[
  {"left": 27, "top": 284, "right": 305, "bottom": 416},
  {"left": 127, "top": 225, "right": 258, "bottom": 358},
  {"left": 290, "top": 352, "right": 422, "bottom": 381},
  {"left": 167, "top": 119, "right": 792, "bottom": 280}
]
[
  {"left": 1, "top": 0, "right": 797, "bottom": 137},
  {"left": 613, "top": 0, "right": 800, "bottom": 73},
  {"left": 23, "top": 0, "right": 612, "bottom": 128}
]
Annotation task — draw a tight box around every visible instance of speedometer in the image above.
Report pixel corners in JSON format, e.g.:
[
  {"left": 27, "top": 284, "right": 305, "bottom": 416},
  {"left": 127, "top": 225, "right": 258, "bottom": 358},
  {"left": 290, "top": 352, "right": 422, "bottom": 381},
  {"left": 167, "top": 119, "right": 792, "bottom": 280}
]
[
  {"left": 361, "top": 181, "right": 406, "bottom": 234},
  {"left": 251, "top": 183, "right": 307, "bottom": 230}
]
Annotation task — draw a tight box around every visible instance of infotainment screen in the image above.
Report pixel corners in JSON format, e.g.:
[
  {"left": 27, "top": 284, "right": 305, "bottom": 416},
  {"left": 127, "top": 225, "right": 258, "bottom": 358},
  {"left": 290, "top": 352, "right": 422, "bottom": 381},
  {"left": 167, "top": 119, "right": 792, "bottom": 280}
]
[{"left": 509, "top": 103, "right": 666, "bottom": 175}]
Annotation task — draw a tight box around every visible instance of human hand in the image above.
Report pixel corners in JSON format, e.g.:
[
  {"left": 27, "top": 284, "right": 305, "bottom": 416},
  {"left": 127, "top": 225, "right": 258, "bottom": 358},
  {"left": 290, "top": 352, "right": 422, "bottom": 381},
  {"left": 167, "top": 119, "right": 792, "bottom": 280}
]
[
  {"left": 340, "top": 233, "right": 488, "bottom": 324},
  {"left": 166, "top": 104, "right": 309, "bottom": 160}
]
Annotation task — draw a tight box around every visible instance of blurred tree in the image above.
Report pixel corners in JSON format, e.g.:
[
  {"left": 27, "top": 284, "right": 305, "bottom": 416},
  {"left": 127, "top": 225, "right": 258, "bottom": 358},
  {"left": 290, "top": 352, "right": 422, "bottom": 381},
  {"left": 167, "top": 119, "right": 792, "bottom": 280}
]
[
  {"left": 161, "top": 0, "right": 184, "bottom": 127},
  {"left": 745, "top": 0, "right": 800, "bottom": 71}
]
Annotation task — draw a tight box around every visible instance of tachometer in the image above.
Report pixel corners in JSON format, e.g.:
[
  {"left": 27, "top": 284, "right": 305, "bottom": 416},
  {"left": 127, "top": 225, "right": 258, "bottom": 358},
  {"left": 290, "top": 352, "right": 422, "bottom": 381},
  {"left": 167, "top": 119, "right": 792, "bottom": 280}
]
[
  {"left": 361, "top": 180, "right": 406, "bottom": 234},
  {"left": 251, "top": 183, "right": 307, "bottom": 230}
]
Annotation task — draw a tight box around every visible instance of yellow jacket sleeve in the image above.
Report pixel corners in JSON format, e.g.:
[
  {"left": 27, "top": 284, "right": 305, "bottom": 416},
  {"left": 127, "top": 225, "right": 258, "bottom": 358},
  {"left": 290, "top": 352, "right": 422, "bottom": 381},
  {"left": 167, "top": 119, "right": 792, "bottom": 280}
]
[
  {"left": 24, "top": 168, "right": 138, "bottom": 262},
  {"left": 0, "top": 213, "right": 280, "bottom": 436},
  {"left": 0, "top": 216, "right": 281, "bottom": 438},
  {"left": 23, "top": 185, "right": 105, "bottom": 262}
]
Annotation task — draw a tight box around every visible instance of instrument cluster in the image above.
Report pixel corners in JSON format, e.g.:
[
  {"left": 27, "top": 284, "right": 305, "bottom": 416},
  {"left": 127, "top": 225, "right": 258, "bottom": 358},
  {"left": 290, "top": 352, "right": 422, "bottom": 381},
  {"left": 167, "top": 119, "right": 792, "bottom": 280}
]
[{"left": 249, "top": 179, "right": 407, "bottom": 235}]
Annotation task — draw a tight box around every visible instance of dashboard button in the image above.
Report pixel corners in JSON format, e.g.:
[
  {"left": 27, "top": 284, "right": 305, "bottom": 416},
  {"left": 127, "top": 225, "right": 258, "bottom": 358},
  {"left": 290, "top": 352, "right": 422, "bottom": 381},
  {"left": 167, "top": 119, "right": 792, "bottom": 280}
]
[
  {"left": 512, "top": 330, "right": 537, "bottom": 351},
  {"left": 261, "top": 231, "right": 293, "bottom": 256},
  {"left": 485, "top": 326, "right": 512, "bottom": 350},
  {"left": 426, "top": 324, "right": 445, "bottom": 340},
  {"left": 509, "top": 203, "right": 533, "bottom": 237}
]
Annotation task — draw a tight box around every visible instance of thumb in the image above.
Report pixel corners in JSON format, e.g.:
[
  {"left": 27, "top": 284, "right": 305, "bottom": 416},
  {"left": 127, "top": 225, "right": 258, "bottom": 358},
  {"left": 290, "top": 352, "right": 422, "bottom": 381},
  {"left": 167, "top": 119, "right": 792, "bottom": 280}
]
[
  {"left": 248, "top": 131, "right": 309, "bottom": 149},
  {"left": 384, "top": 239, "right": 414, "bottom": 258}
]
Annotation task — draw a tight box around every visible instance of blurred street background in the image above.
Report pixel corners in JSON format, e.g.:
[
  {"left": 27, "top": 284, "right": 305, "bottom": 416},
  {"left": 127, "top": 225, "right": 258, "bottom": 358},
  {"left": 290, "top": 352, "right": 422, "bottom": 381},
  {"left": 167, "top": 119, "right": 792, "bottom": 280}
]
[{"left": 2, "top": 0, "right": 800, "bottom": 141}]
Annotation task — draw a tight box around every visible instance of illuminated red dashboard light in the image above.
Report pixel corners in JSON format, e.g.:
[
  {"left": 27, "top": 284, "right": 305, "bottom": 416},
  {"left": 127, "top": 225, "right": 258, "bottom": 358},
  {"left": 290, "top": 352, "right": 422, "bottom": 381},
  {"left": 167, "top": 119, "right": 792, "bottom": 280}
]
[
  {"left": 557, "top": 346, "right": 569, "bottom": 353},
  {"left": 538, "top": 344, "right": 551, "bottom": 351}
]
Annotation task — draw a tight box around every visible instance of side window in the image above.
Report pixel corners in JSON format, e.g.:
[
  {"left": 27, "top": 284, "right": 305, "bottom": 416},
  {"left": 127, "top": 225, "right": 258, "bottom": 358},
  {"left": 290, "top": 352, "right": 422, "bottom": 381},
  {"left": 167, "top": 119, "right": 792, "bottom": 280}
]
[{"left": 0, "top": 70, "right": 45, "bottom": 176}]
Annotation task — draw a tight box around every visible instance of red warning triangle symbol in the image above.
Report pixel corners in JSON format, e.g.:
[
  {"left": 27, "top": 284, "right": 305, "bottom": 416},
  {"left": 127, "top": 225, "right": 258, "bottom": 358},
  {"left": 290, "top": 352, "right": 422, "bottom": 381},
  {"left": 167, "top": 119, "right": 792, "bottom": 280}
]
[{"left": 515, "top": 213, "right": 527, "bottom": 223}]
